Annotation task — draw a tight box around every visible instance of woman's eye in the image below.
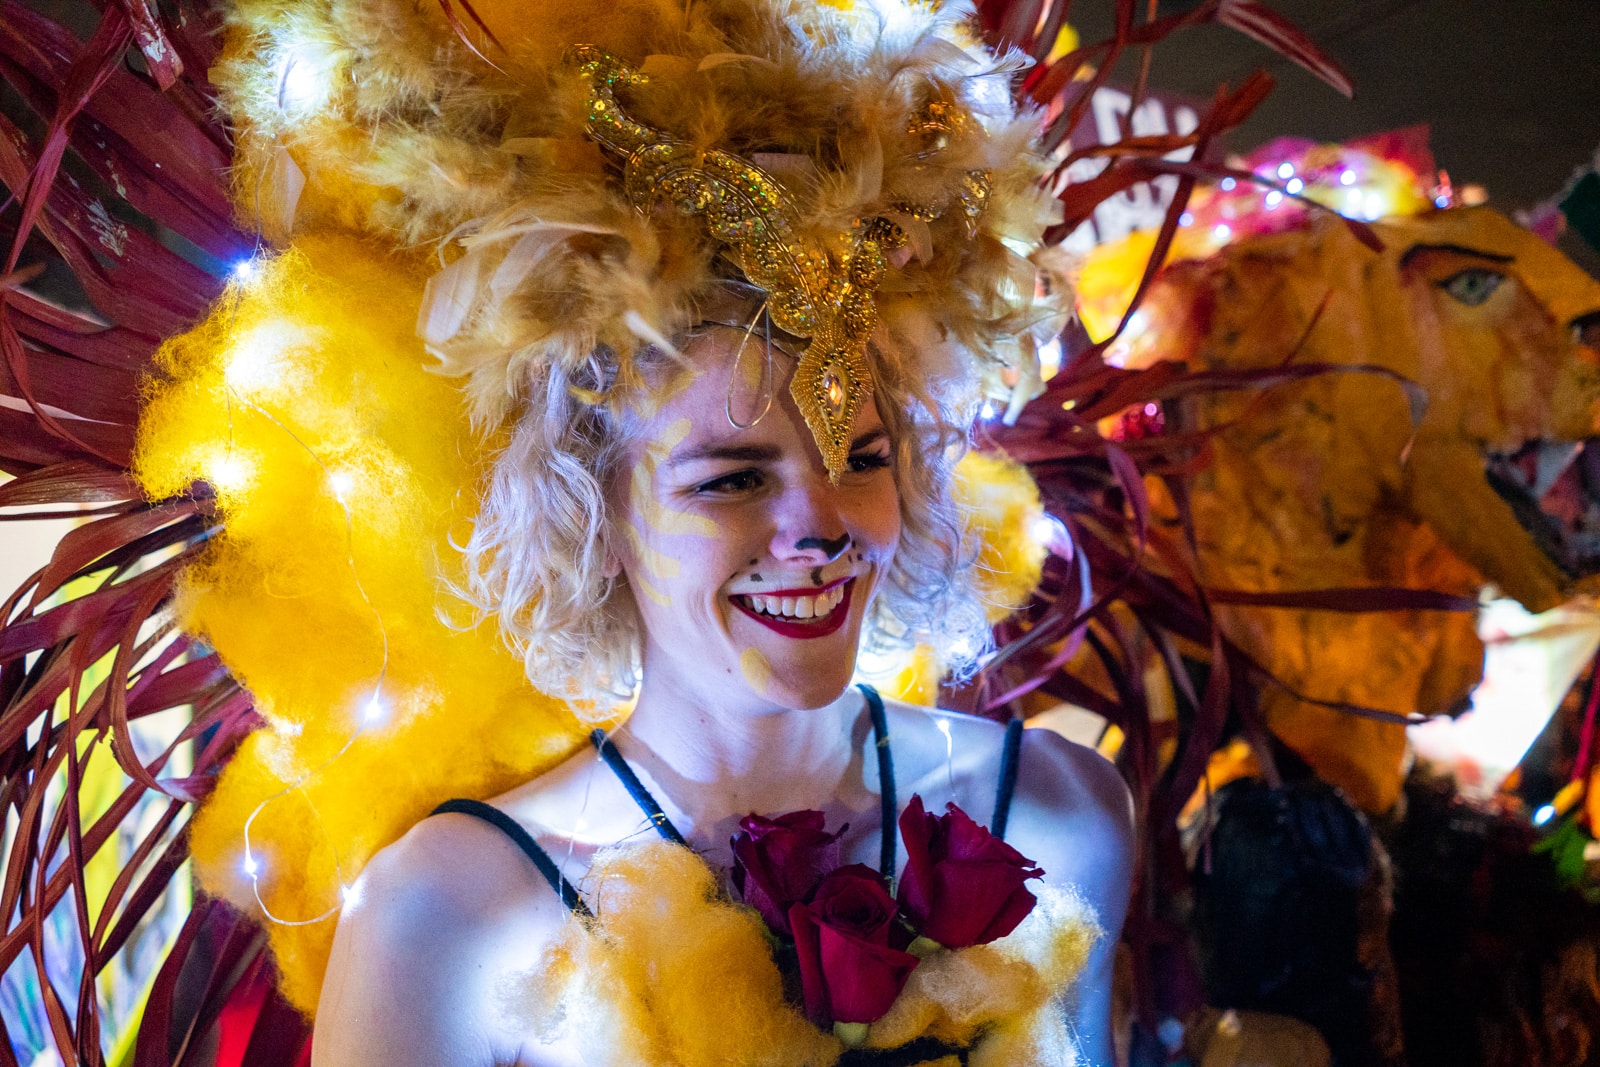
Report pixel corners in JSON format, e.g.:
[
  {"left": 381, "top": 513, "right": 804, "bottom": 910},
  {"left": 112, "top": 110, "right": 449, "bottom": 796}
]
[
  {"left": 1439, "top": 268, "right": 1506, "bottom": 307},
  {"left": 694, "top": 469, "right": 763, "bottom": 495},
  {"left": 847, "top": 450, "right": 892, "bottom": 474}
]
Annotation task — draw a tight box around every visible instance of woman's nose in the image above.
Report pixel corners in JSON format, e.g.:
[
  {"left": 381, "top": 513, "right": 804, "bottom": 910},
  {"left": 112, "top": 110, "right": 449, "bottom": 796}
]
[{"left": 769, "top": 482, "right": 850, "bottom": 564}]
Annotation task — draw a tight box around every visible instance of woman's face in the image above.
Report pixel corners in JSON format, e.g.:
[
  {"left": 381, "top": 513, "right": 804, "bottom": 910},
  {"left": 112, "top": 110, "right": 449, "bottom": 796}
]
[{"left": 613, "top": 329, "right": 901, "bottom": 713}]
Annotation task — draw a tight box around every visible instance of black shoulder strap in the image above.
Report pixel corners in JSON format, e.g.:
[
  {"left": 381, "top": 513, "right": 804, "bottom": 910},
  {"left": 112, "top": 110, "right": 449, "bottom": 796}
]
[
  {"left": 590, "top": 729, "right": 688, "bottom": 845},
  {"left": 430, "top": 798, "right": 591, "bottom": 918},
  {"left": 990, "top": 717, "right": 1024, "bottom": 841},
  {"left": 858, "top": 684, "right": 898, "bottom": 880}
]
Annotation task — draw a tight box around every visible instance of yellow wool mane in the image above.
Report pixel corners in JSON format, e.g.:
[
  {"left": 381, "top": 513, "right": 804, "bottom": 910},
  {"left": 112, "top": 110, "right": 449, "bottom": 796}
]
[{"left": 135, "top": 236, "right": 589, "bottom": 1010}]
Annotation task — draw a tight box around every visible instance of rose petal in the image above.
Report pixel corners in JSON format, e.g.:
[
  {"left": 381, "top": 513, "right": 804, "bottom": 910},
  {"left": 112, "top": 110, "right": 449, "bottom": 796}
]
[
  {"left": 815, "top": 923, "right": 920, "bottom": 1024},
  {"left": 789, "top": 901, "right": 832, "bottom": 1024}
]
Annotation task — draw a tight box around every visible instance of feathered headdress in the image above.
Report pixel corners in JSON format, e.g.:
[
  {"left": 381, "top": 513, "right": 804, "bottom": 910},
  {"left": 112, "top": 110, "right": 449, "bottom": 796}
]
[{"left": 217, "top": 0, "right": 1070, "bottom": 475}]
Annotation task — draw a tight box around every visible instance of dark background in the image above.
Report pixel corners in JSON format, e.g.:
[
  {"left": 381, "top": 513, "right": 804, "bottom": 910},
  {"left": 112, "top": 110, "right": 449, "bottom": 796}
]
[{"left": 1074, "top": 0, "right": 1600, "bottom": 275}]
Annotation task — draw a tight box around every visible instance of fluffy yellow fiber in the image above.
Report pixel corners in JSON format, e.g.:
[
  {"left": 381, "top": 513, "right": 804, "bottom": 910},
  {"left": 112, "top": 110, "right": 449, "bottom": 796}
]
[
  {"left": 866, "top": 885, "right": 1098, "bottom": 1064},
  {"left": 517, "top": 842, "right": 1097, "bottom": 1066},
  {"left": 954, "top": 451, "right": 1048, "bottom": 623},
  {"left": 520, "top": 842, "right": 842, "bottom": 1066},
  {"left": 133, "top": 234, "right": 587, "bottom": 1013}
]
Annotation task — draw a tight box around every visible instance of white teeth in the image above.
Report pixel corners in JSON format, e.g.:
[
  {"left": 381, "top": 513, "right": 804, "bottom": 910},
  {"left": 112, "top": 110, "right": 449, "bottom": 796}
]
[{"left": 741, "top": 584, "right": 848, "bottom": 621}]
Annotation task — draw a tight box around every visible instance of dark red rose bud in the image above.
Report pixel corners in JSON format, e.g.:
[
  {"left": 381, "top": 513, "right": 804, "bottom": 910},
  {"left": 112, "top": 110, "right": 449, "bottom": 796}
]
[
  {"left": 897, "top": 794, "right": 1044, "bottom": 949},
  {"left": 789, "top": 865, "right": 920, "bottom": 1026},
  {"left": 730, "top": 809, "right": 844, "bottom": 936}
]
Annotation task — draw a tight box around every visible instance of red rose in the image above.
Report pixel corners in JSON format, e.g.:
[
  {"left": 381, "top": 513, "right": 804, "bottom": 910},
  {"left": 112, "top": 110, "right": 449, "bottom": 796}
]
[
  {"left": 731, "top": 810, "right": 844, "bottom": 936},
  {"left": 788, "top": 865, "right": 920, "bottom": 1026},
  {"left": 896, "top": 795, "right": 1044, "bottom": 948}
]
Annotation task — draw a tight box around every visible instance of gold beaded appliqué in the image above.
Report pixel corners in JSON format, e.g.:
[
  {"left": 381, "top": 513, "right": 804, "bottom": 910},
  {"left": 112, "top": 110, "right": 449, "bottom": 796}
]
[{"left": 569, "top": 46, "right": 988, "bottom": 481}]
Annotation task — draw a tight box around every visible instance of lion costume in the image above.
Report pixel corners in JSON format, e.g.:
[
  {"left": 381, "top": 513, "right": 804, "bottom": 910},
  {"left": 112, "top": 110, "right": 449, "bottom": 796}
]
[{"left": 1117, "top": 205, "right": 1600, "bottom": 812}]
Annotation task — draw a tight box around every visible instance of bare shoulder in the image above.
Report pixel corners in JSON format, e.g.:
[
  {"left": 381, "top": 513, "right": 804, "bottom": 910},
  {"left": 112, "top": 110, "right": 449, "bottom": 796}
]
[
  {"left": 353, "top": 808, "right": 562, "bottom": 930},
  {"left": 314, "top": 810, "right": 568, "bottom": 1067},
  {"left": 878, "top": 697, "right": 1133, "bottom": 909}
]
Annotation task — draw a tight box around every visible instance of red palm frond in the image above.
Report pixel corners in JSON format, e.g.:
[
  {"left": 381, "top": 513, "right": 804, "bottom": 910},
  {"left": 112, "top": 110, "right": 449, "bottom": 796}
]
[{"left": 0, "top": 1, "right": 253, "bottom": 1061}]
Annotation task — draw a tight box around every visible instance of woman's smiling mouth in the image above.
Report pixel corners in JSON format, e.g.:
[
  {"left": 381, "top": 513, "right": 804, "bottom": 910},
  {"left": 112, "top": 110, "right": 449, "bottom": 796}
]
[{"left": 730, "top": 578, "right": 854, "bottom": 639}]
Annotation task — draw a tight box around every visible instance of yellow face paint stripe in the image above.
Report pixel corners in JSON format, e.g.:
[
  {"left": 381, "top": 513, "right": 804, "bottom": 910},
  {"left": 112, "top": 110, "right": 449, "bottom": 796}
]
[
  {"left": 632, "top": 418, "right": 719, "bottom": 538},
  {"left": 740, "top": 647, "right": 772, "bottom": 695}
]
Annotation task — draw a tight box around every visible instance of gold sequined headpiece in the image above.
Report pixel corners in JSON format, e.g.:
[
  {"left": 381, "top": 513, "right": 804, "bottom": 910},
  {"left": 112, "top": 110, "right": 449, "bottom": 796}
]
[{"left": 571, "top": 46, "right": 990, "bottom": 481}]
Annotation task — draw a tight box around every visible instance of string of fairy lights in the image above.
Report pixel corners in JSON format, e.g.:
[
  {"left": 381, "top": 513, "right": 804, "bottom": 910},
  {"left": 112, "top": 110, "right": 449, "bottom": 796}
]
[{"left": 212, "top": 261, "right": 392, "bottom": 923}]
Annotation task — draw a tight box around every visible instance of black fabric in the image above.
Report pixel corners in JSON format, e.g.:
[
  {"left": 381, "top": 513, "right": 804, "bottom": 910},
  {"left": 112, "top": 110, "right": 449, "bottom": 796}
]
[
  {"left": 836, "top": 1035, "right": 970, "bottom": 1065},
  {"left": 858, "top": 684, "right": 899, "bottom": 880},
  {"left": 1191, "top": 778, "right": 1372, "bottom": 1064},
  {"left": 591, "top": 687, "right": 900, "bottom": 878},
  {"left": 590, "top": 728, "right": 688, "bottom": 845},
  {"left": 990, "top": 717, "right": 1024, "bottom": 841},
  {"left": 430, "top": 798, "right": 592, "bottom": 917}
]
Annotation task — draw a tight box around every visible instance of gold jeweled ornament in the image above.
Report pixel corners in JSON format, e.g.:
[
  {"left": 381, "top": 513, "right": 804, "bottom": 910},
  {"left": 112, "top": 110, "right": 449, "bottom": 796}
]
[{"left": 569, "top": 46, "right": 989, "bottom": 481}]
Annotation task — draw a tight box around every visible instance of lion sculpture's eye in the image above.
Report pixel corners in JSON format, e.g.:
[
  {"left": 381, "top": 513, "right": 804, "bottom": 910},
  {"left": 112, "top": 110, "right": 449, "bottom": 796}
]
[{"left": 1439, "top": 268, "right": 1507, "bottom": 307}]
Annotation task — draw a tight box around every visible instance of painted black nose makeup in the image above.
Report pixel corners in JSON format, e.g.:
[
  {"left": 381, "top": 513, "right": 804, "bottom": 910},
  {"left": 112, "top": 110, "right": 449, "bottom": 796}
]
[{"left": 795, "top": 534, "right": 851, "bottom": 560}]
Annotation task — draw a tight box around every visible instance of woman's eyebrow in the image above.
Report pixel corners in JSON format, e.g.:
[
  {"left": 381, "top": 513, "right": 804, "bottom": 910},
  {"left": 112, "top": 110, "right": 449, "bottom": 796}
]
[
  {"left": 664, "top": 428, "right": 886, "bottom": 467},
  {"left": 664, "top": 442, "right": 782, "bottom": 467},
  {"left": 851, "top": 429, "right": 889, "bottom": 450}
]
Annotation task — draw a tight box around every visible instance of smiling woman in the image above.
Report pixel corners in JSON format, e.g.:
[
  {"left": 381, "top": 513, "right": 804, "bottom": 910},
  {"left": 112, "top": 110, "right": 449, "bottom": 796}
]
[
  {"left": 64, "top": 0, "right": 1144, "bottom": 1059},
  {"left": 459, "top": 309, "right": 987, "bottom": 711},
  {"left": 314, "top": 298, "right": 1135, "bottom": 1066},
  {"left": 617, "top": 332, "right": 905, "bottom": 714}
]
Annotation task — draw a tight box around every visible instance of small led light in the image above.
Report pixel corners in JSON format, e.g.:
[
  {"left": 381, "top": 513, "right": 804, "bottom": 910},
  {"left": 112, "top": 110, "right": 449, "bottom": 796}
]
[
  {"left": 980, "top": 401, "right": 997, "bottom": 420},
  {"left": 1264, "top": 191, "right": 1283, "bottom": 208},
  {"left": 232, "top": 259, "right": 259, "bottom": 282},
  {"left": 1036, "top": 336, "right": 1063, "bottom": 381},
  {"left": 1533, "top": 804, "right": 1556, "bottom": 826},
  {"left": 363, "top": 693, "right": 386, "bottom": 724},
  {"left": 1143, "top": 402, "right": 1159, "bottom": 416},
  {"left": 206, "top": 450, "right": 256, "bottom": 495},
  {"left": 1213, "top": 223, "right": 1232, "bottom": 241},
  {"left": 1219, "top": 177, "right": 1237, "bottom": 192},
  {"left": 948, "top": 634, "right": 978, "bottom": 660},
  {"left": 1434, "top": 195, "right": 1449, "bottom": 209},
  {"left": 1062, "top": 398, "right": 1077, "bottom": 411},
  {"left": 340, "top": 882, "right": 363, "bottom": 908},
  {"left": 224, "top": 318, "right": 311, "bottom": 396},
  {"left": 1345, "top": 188, "right": 1363, "bottom": 211},
  {"left": 1364, "top": 192, "right": 1385, "bottom": 220},
  {"left": 1276, "top": 162, "right": 1295, "bottom": 179},
  {"left": 1029, "top": 513, "right": 1068, "bottom": 552},
  {"left": 1340, "top": 169, "right": 1357, "bottom": 186},
  {"left": 1178, "top": 211, "right": 1194, "bottom": 226},
  {"left": 1285, "top": 177, "right": 1304, "bottom": 195},
  {"left": 328, "top": 470, "right": 355, "bottom": 501},
  {"left": 243, "top": 853, "right": 261, "bottom": 877}
]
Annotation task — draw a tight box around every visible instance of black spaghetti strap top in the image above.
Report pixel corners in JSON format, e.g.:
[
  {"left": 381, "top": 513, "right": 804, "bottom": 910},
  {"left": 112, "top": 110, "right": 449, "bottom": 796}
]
[{"left": 430, "top": 685, "right": 1025, "bottom": 918}]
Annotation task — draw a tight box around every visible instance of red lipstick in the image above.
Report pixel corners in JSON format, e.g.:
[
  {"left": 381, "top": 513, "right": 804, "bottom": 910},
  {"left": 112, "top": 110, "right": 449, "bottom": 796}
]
[{"left": 730, "top": 579, "right": 854, "bottom": 640}]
